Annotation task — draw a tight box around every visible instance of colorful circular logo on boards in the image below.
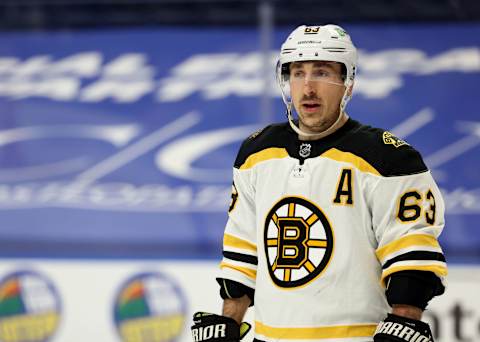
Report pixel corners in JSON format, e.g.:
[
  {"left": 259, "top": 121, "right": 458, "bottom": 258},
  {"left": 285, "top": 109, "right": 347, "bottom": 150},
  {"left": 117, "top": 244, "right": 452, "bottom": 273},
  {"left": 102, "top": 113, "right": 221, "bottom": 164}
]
[
  {"left": 0, "top": 270, "right": 61, "bottom": 342},
  {"left": 113, "top": 272, "right": 187, "bottom": 342}
]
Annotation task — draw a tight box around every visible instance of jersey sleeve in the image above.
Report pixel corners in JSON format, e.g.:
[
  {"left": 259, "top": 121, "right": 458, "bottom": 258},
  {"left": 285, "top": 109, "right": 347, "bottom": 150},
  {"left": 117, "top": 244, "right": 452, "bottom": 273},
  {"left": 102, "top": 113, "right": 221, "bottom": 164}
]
[
  {"left": 370, "top": 170, "right": 447, "bottom": 289},
  {"left": 218, "top": 165, "right": 258, "bottom": 290}
]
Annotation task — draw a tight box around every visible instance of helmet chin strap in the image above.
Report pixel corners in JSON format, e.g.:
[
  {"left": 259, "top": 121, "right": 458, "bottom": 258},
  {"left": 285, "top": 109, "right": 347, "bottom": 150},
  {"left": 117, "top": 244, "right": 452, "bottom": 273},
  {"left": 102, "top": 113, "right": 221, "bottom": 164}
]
[{"left": 287, "top": 86, "right": 351, "bottom": 140}]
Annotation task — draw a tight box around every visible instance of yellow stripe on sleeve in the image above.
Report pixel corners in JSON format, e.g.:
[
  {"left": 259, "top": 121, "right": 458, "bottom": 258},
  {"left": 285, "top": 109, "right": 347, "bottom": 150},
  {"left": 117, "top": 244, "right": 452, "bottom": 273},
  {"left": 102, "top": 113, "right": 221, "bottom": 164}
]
[
  {"left": 220, "top": 262, "right": 256, "bottom": 280},
  {"left": 255, "top": 321, "right": 377, "bottom": 339},
  {"left": 376, "top": 234, "right": 440, "bottom": 263},
  {"left": 239, "top": 148, "right": 289, "bottom": 170},
  {"left": 223, "top": 234, "right": 257, "bottom": 252}
]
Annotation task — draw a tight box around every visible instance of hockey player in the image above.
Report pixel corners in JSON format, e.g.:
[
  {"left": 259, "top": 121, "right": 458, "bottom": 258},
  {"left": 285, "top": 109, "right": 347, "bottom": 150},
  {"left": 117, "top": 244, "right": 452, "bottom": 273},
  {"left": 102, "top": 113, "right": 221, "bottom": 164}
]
[{"left": 192, "top": 24, "right": 446, "bottom": 342}]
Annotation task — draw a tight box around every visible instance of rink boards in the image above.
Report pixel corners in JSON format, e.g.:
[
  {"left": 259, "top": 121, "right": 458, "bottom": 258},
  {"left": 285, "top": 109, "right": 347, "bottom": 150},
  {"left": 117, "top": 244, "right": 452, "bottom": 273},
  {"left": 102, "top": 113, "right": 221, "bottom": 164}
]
[{"left": 0, "top": 261, "right": 477, "bottom": 342}]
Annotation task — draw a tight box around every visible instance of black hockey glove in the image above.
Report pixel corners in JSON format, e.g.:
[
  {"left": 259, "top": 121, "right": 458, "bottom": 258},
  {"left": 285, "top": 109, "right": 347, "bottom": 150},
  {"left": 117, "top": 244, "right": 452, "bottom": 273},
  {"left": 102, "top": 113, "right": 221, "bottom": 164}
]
[
  {"left": 373, "top": 314, "right": 434, "bottom": 342},
  {"left": 191, "top": 312, "right": 251, "bottom": 342}
]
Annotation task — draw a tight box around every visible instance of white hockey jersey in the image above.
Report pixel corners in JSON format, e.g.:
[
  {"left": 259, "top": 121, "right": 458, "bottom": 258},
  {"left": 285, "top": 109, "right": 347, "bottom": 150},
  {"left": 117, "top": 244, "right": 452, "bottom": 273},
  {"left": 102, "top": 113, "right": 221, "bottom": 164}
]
[{"left": 218, "top": 119, "right": 447, "bottom": 342}]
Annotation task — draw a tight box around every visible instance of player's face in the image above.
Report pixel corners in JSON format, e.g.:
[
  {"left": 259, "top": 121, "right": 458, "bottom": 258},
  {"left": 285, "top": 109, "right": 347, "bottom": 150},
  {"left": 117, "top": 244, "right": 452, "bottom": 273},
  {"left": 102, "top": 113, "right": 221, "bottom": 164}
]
[{"left": 289, "top": 61, "right": 346, "bottom": 134}]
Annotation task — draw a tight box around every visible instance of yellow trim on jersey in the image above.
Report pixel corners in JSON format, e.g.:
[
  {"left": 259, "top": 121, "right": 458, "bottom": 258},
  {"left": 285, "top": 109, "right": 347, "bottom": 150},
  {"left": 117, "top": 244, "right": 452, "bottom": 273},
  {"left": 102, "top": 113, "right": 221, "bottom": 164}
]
[
  {"left": 239, "top": 148, "right": 289, "bottom": 170},
  {"left": 375, "top": 234, "right": 440, "bottom": 263},
  {"left": 380, "top": 264, "right": 448, "bottom": 287},
  {"left": 267, "top": 238, "right": 278, "bottom": 247},
  {"left": 304, "top": 260, "right": 315, "bottom": 273},
  {"left": 306, "top": 240, "right": 327, "bottom": 248},
  {"left": 220, "top": 262, "right": 257, "bottom": 280},
  {"left": 288, "top": 202, "right": 295, "bottom": 216},
  {"left": 306, "top": 213, "right": 318, "bottom": 225},
  {"left": 321, "top": 148, "right": 381, "bottom": 176},
  {"left": 224, "top": 234, "right": 257, "bottom": 252},
  {"left": 255, "top": 321, "right": 377, "bottom": 339}
]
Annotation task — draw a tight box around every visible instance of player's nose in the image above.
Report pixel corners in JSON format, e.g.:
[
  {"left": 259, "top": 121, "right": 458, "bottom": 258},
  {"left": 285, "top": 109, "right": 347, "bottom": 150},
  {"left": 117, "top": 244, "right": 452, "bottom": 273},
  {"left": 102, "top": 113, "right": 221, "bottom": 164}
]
[{"left": 303, "top": 80, "right": 316, "bottom": 95}]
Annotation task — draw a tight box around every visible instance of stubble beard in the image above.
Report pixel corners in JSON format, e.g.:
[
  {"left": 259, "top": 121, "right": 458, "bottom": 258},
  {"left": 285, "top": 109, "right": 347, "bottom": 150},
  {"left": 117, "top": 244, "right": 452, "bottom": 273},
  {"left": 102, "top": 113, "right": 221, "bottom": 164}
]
[{"left": 298, "top": 108, "right": 340, "bottom": 134}]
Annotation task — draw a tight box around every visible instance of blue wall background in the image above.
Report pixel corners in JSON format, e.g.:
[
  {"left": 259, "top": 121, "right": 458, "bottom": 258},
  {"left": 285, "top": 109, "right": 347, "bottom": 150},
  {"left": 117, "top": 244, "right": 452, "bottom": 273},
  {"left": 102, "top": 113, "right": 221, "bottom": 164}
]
[{"left": 0, "top": 25, "right": 478, "bottom": 263}]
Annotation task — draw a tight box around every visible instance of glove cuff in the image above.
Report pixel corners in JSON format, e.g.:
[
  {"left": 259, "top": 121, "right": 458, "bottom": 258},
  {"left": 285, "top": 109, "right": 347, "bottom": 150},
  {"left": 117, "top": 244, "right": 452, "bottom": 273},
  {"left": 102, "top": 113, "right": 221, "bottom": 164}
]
[
  {"left": 374, "top": 314, "right": 433, "bottom": 342},
  {"left": 192, "top": 312, "right": 251, "bottom": 342}
]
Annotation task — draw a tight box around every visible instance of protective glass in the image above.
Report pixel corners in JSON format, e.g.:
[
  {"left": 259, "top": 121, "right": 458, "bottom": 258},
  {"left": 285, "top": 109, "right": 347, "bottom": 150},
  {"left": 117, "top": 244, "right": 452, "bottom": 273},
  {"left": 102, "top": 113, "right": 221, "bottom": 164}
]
[{"left": 286, "top": 68, "right": 345, "bottom": 87}]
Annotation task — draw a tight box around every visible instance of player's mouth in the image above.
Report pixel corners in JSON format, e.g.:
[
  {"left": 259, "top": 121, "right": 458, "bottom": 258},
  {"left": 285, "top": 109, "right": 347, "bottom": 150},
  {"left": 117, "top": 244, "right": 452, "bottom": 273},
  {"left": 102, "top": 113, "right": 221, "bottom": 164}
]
[{"left": 301, "top": 102, "right": 321, "bottom": 113}]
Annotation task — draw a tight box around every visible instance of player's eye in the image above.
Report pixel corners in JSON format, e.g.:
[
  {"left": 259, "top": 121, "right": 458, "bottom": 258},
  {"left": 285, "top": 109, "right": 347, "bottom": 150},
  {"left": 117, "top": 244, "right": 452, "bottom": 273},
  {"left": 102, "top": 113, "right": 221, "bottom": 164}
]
[
  {"left": 312, "top": 70, "right": 330, "bottom": 78},
  {"left": 292, "top": 70, "right": 305, "bottom": 79}
]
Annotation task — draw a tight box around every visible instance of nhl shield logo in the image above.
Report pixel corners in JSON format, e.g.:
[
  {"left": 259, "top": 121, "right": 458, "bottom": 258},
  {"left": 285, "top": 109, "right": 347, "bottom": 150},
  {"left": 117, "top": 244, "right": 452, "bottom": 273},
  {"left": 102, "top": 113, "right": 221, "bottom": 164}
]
[{"left": 299, "top": 143, "right": 311, "bottom": 158}]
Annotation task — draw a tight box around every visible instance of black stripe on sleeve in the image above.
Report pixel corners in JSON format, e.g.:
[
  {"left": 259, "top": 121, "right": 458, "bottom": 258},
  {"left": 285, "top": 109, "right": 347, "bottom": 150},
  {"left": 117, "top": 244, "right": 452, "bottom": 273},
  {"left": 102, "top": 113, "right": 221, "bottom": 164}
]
[
  {"left": 223, "top": 251, "right": 258, "bottom": 265},
  {"left": 382, "top": 251, "right": 446, "bottom": 270}
]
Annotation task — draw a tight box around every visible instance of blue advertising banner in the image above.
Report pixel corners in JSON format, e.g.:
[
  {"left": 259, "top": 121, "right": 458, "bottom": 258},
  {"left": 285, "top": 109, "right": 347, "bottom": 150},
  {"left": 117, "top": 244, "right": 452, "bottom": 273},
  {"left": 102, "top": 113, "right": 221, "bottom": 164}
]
[{"left": 0, "top": 25, "right": 478, "bottom": 262}]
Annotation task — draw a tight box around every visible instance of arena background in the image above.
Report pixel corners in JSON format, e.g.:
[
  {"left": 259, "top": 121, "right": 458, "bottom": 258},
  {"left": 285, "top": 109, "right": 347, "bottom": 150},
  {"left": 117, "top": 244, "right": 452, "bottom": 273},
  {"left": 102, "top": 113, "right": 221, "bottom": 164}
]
[{"left": 0, "top": 1, "right": 479, "bottom": 341}]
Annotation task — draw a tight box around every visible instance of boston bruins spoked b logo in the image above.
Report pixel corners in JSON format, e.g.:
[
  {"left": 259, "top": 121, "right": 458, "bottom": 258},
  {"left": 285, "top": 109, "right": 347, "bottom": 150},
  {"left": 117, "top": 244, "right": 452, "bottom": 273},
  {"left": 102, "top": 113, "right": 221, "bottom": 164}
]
[{"left": 264, "top": 196, "right": 334, "bottom": 288}]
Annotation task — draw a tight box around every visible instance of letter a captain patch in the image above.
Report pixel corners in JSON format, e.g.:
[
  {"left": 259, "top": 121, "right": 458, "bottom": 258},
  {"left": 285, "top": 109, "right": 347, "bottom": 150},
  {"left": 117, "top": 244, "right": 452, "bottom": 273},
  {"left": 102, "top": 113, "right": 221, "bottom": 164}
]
[{"left": 333, "top": 168, "right": 354, "bottom": 205}]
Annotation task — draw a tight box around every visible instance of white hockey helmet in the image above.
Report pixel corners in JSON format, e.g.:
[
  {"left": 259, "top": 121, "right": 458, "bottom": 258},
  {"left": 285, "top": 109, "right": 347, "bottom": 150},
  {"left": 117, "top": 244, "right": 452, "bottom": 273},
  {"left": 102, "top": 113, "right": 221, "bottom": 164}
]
[{"left": 276, "top": 24, "right": 358, "bottom": 137}]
